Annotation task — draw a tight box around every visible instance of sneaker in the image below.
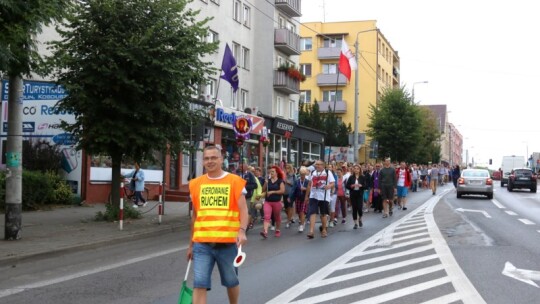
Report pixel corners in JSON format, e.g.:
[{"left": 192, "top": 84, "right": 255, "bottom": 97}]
[
  {"left": 275, "top": 230, "right": 281, "bottom": 237},
  {"left": 402, "top": 207, "right": 408, "bottom": 211},
  {"left": 260, "top": 231, "right": 268, "bottom": 239},
  {"left": 359, "top": 221, "right": 363, "bottom": 227},
  {"left": 142, "top": 202, "right": 148, "bottom": 207},
  {"left": 298, "top": 224, "right": 304, "bottom": 232},
  {"left": 290, "top": 219, "right": 296, "bottom": 224},
  {"left": 270, "top": 226, "right": 276, "bottom": 231},
  {"left": 353, "top": 224, "right": 358, "bottom": 229},
  {"left": 132, "top": 204, "right": 138, "bottom": 209},
  {"left": 341, "top": 219, "right": 346, "bottom": 224},
  {"left": 389, "top": 210, "right": 393, "bottom": 216},
  {"left": 333, "top": 219, "right": 338, "bottom": 225},
  {"left": 329, "top": 222, "right": 335, "bottom": 228},
  {"left": 286, "top": 222, "right": 290, "bottom": 229},
  {"left": 383, "top": 214, "right": 388, "bottom": 218}
]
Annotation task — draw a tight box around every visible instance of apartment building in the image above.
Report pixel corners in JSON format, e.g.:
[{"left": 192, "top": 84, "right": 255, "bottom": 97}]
[{"left": 299, "top": 20, "right": 400, "bottom": 163}]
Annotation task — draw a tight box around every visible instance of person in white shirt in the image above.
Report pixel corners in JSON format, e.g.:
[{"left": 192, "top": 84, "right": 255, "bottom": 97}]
[{"left": 304, "top": 160, "right": 335, "bottom": 239}]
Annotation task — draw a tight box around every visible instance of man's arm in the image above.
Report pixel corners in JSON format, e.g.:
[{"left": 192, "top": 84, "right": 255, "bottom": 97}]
[{"left": 237, "top": 194, "right": 248, "bottom": 246}]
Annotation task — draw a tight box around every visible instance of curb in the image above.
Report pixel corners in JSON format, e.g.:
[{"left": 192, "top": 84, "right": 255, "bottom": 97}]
[{"left": 0, "top": 222, "right": 189, "bottom": 267}]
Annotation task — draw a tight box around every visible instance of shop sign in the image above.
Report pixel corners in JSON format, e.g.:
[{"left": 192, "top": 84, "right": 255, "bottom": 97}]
[
  {"left": 214, "top": 106, "right": 264, "bottom": 134},
  {"left": 271, "top": 117, "right": 296, "bottom": 138}
]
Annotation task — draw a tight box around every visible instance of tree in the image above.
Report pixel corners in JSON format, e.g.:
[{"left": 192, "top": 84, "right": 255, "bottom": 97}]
[
  {"left": 367, "top": 88, "right": 423, "bottom": 162},
  {"left": 48, "top": 0, "right": 218, "bottom": 208},
  {"left": 0, "top": 0, "right": 71, "bottom": 240},
  {"left": 411, "top": 107, "right": 441, "bottom": 163}
]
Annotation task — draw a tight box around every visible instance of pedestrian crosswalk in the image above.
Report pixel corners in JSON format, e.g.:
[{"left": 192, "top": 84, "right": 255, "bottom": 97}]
[{"left": 267, "top": 191, "right": 486, "bottom": 304}]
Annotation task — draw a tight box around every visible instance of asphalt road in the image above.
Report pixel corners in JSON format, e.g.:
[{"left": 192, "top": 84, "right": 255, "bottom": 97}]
[{"left": 2, "top": 182, "right": 540, "bottom": 304}]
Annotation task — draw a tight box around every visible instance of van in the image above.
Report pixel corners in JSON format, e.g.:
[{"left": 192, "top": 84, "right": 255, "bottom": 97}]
[{"left": 501, "top": 155, "right": 525, "bottom": 187}]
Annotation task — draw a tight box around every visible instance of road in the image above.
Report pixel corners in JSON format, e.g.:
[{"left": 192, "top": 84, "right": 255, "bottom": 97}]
[{"left": 1, "top": 182, "right": 540, "bottom": 303}]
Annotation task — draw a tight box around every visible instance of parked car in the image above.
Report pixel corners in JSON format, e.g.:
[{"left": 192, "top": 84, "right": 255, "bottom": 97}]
[
  {"left": 507, "top": 168, "right": 537, "bottom": 193},
  {"left": 457, "top": 169, "right": 494, "bottom": 199}
]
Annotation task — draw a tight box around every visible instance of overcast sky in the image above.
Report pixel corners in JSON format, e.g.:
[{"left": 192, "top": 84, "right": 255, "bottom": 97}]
[{"left": 301, "top": 0, "right": 540, "bottom": 168}]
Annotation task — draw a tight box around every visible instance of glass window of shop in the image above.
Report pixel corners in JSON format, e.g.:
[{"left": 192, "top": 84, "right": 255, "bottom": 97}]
[
  {"left": 289, "top": 139, "right": 299, "bottom": 167},
  {"left": 302, "top": 141, "right": 321, "bottom": 163},
  {"left": 222, "top": 129, "right": 260, "bottom": 173},
  {"left": 269, "top": 134, "right": 286, "bottom": 167}
]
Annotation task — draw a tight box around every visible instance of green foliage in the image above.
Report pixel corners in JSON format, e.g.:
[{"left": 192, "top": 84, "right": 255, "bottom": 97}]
[
  {"left": 22, "top": 139, "right": 63, "bottom": 172},
  {"left": 0, "top": 0, "right": 71, "bottom": 76},
  {"left": 95, "top": 203, "right": 141, "bottom": 222},
  {"left": 367, "top": 88, "right": 438, "bottom": 163},
  {"left": 47, "top": 0, "right": 218, "bottom": 206},
  {"left": 299, "top": 100, "right": 350, "bottom": 147},
  {"left": 0, "top": 170, "right": 74, "bottom": 210}
]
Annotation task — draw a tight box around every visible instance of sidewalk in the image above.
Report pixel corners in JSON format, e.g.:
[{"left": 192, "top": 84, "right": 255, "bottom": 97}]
[{"left": 0, "top": 201, "right": 192, "bottom": 266}]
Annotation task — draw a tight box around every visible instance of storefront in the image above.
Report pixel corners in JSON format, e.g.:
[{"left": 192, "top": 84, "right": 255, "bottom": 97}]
[{"left": 263, "top": 116, "right": 325, "bottom": 168}]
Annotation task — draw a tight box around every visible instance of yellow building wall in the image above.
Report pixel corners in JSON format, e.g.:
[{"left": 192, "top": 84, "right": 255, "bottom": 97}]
[{"left": 300, "top": 20, "right": 399, "bottom": 164}]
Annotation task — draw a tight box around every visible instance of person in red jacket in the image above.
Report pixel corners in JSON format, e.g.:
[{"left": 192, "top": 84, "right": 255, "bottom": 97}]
[{"left": 395, "top": 161, "right": 412, "bottom": 211}]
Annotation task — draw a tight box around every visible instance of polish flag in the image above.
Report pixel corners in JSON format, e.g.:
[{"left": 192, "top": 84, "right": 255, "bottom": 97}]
[{"left": 338, "top": 42, "right": 357, "bottom": 81}]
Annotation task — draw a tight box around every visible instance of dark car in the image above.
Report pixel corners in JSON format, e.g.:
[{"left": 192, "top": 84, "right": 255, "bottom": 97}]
[{"left": 507, "top": 168, "right": 537, "bottom": 193}]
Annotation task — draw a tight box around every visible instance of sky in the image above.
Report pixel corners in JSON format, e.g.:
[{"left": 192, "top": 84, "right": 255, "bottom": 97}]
[{"left": 300, "top": 0, "right": 540, "bottom": 168}]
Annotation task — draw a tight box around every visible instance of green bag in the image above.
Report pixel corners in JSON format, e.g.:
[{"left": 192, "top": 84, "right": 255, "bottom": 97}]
[{"left": 178, "top": 260, "right": 193, "bottom": 304}]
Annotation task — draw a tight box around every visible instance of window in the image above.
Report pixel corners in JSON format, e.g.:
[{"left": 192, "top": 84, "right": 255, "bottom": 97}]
[
  {"left": 233, "top": 0, "right": 241, "bottom": 22},
  {"left": 241, "top": 47, "right": 250, "bottom": 70},
  {"left": 241, "top": 90, "right": 248, "bottom": 110},
  {"left": 198, "top": 78, "right": 216, "bottom": 101},
  {"left": 289, "top": 100, "right": 295, "bottom": 119},
  {"left": 278, "top": 16, "right": 285, "bottom": 29},
  {"left": 206, "top": 30, "right": 219, "bottom": 43},
  {"left": 300, "top": 64, "right": 311, "bottom": 77},
  {"left": 300, "top": 38, "right": 312, "bottom": 51},
  {"left": 231, "top": 88, "right": 238, "bottom": 109},
  {"left": 243, "top": 4, "right": 251, "bottom": 27},
  {"left": 276, "top": 96, "right": 283, "bottom": 116},
  {"left": 300, "top": 90, "right": 311, "bottom": 103},
  {"left": 302, "top": 141, "right": 321, "bottom": 161},
  {"left": 276, "top": 56, "right": 284, "bottom": 68},
  {"left": 323, "top": 36, "right": 342, "bottom": 48},
  {"left": 322, "top": 63, "right": 337, "bottom": 74},
  {"left": 323, "top": 90, "right": 343, "bottom": 101},
  {"left": 232, "top": 42, "right": 240, "bottom": 61}
]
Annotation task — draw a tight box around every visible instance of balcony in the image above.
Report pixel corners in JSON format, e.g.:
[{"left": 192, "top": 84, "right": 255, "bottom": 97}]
[
  {"left": 275, "top": 0, "right": 301, "bottom": 17},
  {"left": 318, "top": 100, "right": 347, "bottom": 114},
  {"left": 274, "top": 28, "right": 300, "bottom": 56},
  {"left": 317, "top": 47, "right": 340, "bottom": 59},
  {"left": 273, "top": 70, "right": 300, "bottom": 95},
  {"left": 317, "top": 73, "right": 347, "bottom": 86}
]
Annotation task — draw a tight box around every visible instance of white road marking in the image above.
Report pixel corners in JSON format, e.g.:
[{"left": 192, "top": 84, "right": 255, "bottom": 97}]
[
  {"left": 350, "top": 276, "right": 453, "bottom": 304},
  {"left": 268, "top": 190, "right": 486, "bottom": 304},
  {"left": 291, "top": 265, "right": 445, "bottom": 304},
  {"left": 393, "top": 226, "right": 428, "bottom": 236},
  {"left": 502, "top": 261, "right": 540, "bottom": 288},
  {"left": 418, "top": 292, "right": 463, "bottom": 304},
  {"left": 537, "top": 230, "right": 540, "bottom": 234},
  {"left": 395, "top": 222, "right": 427, "bottom": 230},
  {"left": 456, "top": 208, "right": 492, "bottom": 218},
  {"left": 0, "top": 246, "right": 186, "bottom": 299},
  {"left": 505, "top": 210, "right": 518, "bottom": 216},
  {"left": 491, "top": 199, "right": 505, "bottom": 209},
  {"left": 518, "top": 218, "right": 536, "bottom": 225},
  {"left": 336, "top": 244, "right": 435, "bottom": 270}
]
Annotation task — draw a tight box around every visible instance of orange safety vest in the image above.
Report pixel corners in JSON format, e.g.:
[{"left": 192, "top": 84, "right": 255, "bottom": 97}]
[{"left": 189, "top": 173, "right": 246, "bottom": 243}]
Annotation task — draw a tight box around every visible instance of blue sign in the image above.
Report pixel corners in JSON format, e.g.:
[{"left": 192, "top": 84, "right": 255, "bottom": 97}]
[
  {"left": 52, "top": 133, "right": 77, "bottom": 146},
  {"left": 3, "top": 121, "right": 35, "bottom": 133},
  {"left": 2, "top": 80, "right": 67, "bottom": 102}
]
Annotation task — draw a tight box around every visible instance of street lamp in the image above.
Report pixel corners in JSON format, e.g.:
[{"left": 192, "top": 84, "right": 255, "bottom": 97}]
[
  {"left": 353, "top": 28, "right": 379, "bottom": 164},
  {"left": 411, "top": 81, "right": 428, "bottom": 103}
]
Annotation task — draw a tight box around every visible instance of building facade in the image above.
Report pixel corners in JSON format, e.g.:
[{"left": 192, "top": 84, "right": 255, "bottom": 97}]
[{"left": 299, "top": 20, "right": 400, "bottom": 164}]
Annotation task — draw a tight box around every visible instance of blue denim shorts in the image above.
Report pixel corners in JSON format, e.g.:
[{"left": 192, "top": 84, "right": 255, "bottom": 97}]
[
  {"left": 192, "top": 242, "right": 239, "bottom": 290},
  {"left": 397, "top": 186, "right": 408, "bottom": 198}
]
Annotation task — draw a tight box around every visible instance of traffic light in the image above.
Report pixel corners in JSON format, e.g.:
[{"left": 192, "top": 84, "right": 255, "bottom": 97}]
[{"left": 489, "top": 159, "right": 492, "bottom": 165}]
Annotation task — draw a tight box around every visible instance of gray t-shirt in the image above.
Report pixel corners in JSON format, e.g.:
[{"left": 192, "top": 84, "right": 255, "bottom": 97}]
[
  {"left": 379, "top": 167, "right": 396, "bottom": 187},
  {"left": 430, "top": 168, "right": 439, "bottom": 180}
]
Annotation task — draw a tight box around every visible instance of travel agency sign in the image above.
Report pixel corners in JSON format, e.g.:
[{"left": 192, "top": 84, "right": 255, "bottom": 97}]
[{"left": 213, "top": 105, "right": 265, "bottom": 135}]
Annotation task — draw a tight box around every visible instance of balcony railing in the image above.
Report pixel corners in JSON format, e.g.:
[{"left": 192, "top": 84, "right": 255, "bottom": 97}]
[
  {"left": 275, "top": 0, "right": 301, "bottom": 17},
  {"left": 273, "top": 70, "right": 300, "bottom": 94},
  {"left": 318, "top": 100, "right": 347, "bottom": 114},
  {"left": 317, "top": 73, "right": 347, "bottom": 86},
  {"left": 274, "top": 28, "right": 300, "bottom": 55},
  {"left": 317, "top": 47, "right": 340, "bottom": 59}
]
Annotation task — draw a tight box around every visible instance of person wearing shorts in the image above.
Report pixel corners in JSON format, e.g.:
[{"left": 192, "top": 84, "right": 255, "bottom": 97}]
[
  {"left": 304, "top": 160, "right": 335, "bottom": 239},
  {"left": 188, "top": 145, "right": 248, "bottom": 304},
  {"left": 378, "top": 158, "right": 397, "bottom": 218},
  {"left": 395, "top": 162, "right": 412, "bottom": 211}
]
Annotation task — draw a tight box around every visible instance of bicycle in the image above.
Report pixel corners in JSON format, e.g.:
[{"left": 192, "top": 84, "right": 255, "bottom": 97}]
[{"left": 108, "top": 179, "right": 149, "bottom": 205}]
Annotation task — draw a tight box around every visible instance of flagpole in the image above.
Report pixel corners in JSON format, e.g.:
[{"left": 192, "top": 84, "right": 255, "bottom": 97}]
[{"left": 327, "top": 70, "right": 341, "bottom": 164}]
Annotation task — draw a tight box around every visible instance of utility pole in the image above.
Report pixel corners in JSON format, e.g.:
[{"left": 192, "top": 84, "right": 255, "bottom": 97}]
[{"left": 5, "top": 76, "right": 23, "bottom": 240}]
